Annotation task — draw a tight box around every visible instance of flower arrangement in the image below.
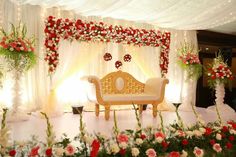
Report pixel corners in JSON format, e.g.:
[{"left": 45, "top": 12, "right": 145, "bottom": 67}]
[
  {"left": 177, "top": 42, "right": 202, "bottom": 80},
  {"left": 44, "top": 16, "right": 170, "bottom": 75},
  {"left": 206, "top": 53, "right": 234, "bottom": 88},
  {"left": 0, "top": 23, "right": 36, "bottom": 72},
  {"left": 1, "top": 105, "right": 236, "bottom": 157}
]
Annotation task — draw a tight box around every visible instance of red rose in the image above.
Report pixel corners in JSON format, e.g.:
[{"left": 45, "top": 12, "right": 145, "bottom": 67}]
[
  {"left": 119, "top": 149, "right": 126, "bottom": 155},
  {"left": 222, "top": 126, "right": 228, "bottom": 132},
  {"left": 140, "top": 134, "right": 146, "bottom": 140},
  {"left": 9, "top": 149, "right": 16, "bottom": 156},
  {"left": 229, "top": 135, "right": 235, "bottom": 141},
  {"left": 45, "top": 148, "right": 52, "bottom": 156},
  {"left": 161, "top": 141, "right": 168, "bottom": 148},
  {"left": 210, "top": 139, "right": 216, "bottom": 145},
  {"left": 169, "top": 151, "right": 180, "bottom": 157},
  {"left": 226, "top": 142, "right": 233, "bottom": 149},
  {"left": 182, "top": 139, "right": 188, "bottom": 146},
  {"left": 205, "top": 127, "right": 212, "bottom": 136}
]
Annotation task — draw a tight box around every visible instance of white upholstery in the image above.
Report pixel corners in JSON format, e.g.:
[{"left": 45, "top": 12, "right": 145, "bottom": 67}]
[
  {"left": 144, "top": 78, "right": 164, "bottom": 97},
  {"left": 103, "top": 94, "right": 159, "bottom": 102}
]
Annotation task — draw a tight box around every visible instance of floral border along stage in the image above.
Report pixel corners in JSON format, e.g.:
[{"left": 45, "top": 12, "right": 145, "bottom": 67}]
[
  {"left": 177, "top": 42, "right": 202, "bottom": 80},
  {"left": 0, "top": 23, "right": 36, "bottom": 72},
  {"left": 206, "top": 53, "right": 234, "bottom": 88},
  {"left": 44, "top": 16, "right": 170, "bottom": 76},
  {"left": 1, "top": 106, "right": 236, "bottom": 157}
]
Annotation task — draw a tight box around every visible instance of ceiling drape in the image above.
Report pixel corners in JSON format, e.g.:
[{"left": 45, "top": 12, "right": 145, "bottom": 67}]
[{"left": 12, "top": 0, "right": 236, "bottom": 32}]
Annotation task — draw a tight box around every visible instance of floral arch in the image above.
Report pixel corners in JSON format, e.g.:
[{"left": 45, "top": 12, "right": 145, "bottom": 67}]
[{"left": 44, "top": 16, "right": 170, "bottom": 76}]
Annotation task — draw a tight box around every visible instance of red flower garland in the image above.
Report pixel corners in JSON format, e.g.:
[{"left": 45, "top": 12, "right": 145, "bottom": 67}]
[{"left": 44, "top": 16, "right": 171, "bottom": 75}]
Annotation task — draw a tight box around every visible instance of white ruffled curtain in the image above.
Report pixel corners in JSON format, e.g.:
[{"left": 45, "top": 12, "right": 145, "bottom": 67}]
[{"left": 0, "top": 0, "right": 198, "bottom": 114}]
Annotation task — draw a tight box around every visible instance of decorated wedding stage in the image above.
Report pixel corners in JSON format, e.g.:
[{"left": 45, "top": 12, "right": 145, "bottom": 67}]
[{"left": 1, "top": 0, "right": 236, "bottom": 156}]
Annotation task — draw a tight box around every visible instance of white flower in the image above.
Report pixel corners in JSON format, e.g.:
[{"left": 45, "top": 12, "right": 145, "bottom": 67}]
[
  {"left": 55, "top": 147, "right": 64, "bottom": 156},
  {"left": 229, "top": 129, "right": 236, "bottom": 135},
  {"left": 110, "top": 143, "right": 119, "bottom": 154},
  {"left": 131, "top": 147, "right": 140, "bottom": 157},
  {"left": 135, "top": 138, "right": 143, "bottom": 145},
  {"left": 193, "top": 130, "right": 202, "bottom": 137},
  {"left": 155, "top": 136, "right": 164, "bottom": 143},
  {"left": 213, "top": 143, "right": 222, "bottom": 153},
  {"left": 119, "top": 142, "right": 127, "bottom": 149},
  {"left": 181, "top": 150, "right": 188, "bottom": 157},
  {"left": 193, "top": 147, "right": 204, "bottom": 157},
  {"left": 216, "top": 133, "right": 222, "bottom": 140},
  {"left": 168, "top": 126, "right": 176, "bottom": 132},
  {"left": 186, "top": 131, "right": 193, "bottom": 138},
  {"left": 84, "top": 135, "right": 93, "bottom": 145},
  {"left": 199, "top": 128, "right": 206, "bottom": 133},
  {"left": 10, "top": 47, "right": 14, "bottom": 51}
]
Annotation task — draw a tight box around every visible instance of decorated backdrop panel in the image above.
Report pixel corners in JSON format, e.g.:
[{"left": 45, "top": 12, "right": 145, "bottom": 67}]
[{"left": 44, "top": 16, "right": 170, "bottom": 76}]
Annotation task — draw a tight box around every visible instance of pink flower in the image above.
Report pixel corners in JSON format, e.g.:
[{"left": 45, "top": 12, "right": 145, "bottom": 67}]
[
  {"left": 117, "top": 134, "right": 129, "bottom": 143},
  {"left": 146, "top": 148, "right": 157, "bottom": 157},
  {"left": 193, "top": 147, "right": 204, "bottom": 157},
  {"left": 65, "top": 144, "right": 76, "bottom": 156},
  {"left": 155, "top": 132, "right": 165, "bottom": 139},
  {"left": 155, "top": 132, "right": 165, "bottom": 143},
  {"left": 213, "top": 143, "right": 222, "bottom": 153},
  {"left": 169, "top": 151, "right": 180, "bottom": 157}
]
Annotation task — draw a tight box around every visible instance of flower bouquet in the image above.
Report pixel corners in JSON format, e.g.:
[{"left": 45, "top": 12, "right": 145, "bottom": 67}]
[
  {"left": 206, "top": 53, "right": 234, "bottom": 89},
  {"left": 0, "top": 23, "right": 36, "bottom": 120},
  {"left": 177, "top": 42, "right": 202, "bottom": 80},
  {"left": 0, "top": 23, "right": 36, "bottom": 72}
]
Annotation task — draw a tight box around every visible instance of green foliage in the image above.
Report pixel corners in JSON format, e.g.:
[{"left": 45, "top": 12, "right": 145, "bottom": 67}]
[
  {"left": 0, "top": 22, "right": 36, "bottom": 72},
  {"left": 0, "top": 47, "right": 36, "bottom": 72}
]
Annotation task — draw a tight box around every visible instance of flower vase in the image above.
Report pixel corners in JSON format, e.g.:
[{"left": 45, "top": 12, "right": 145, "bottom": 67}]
[
  {"left": 12, "top": 69, "right": 21, "bottom": 113},
  {"left": 179, "top": 70, "right": 194, "bottom": 111},
  {"left": 215, "top": 82, "right": 225, "bottom": 106},
  {"left": 208, "top": 82, "right": 235, "bottom": 114}
]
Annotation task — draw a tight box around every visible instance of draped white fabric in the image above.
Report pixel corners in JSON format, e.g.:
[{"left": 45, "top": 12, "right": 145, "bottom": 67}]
[
  {"left": 14, "top": 0, "right": 236, "bottom": 32},
  {"left": 0, "top": 0, "right": 198, "bottom": 113}
]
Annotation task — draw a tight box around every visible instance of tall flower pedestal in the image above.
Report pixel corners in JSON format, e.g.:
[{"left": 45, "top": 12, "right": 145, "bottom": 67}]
[
  {"left": 207, "top": 82, "right": 235, "bottom": 114},
  {"left": 0, "top": 23, "right": 36, "bottom": 122},
  {"left": 6, "top": 69, "right": 30, "bottom": 122},
  {"left": 179, "top": 70, "right": 196, "bottom": 112}
]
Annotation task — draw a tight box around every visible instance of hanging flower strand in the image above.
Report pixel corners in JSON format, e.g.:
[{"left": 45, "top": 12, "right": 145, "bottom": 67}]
[{"left": 44, "top": 16, "right": 170, "bottom": 74}]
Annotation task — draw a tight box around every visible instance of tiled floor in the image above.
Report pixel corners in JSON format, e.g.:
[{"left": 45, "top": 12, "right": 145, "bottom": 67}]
[{"left": 8, "top": 107, "right": 236, "bottom": 142}]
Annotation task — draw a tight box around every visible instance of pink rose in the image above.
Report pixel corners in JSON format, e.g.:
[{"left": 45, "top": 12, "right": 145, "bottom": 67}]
[
  {"left": 65, "top": 144, "right": 76, "bottom": 156},
  {"left": 193, "top": 147, "right": 204, "bottom": 157},
  {"left": 146, "top": 148, "right": 157, "bottom": 157},
  {"left": 155, "top": 132, "right": 165, "bottom": 139},
  {"left": 213, "top": 143, "right": 222, "bottom": 153},
  {"left": 117, "top": 134, "right": 129, "bottom": 143}
]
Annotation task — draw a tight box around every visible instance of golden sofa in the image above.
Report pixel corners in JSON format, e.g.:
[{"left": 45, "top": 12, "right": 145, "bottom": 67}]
[{"left": 87, "top": 71, "right": 169, "bottom": 120}]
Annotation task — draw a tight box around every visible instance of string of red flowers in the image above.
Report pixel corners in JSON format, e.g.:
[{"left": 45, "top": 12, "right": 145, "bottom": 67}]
[{"left": 44, "top": 16, "right": 171, "bottom": 75}]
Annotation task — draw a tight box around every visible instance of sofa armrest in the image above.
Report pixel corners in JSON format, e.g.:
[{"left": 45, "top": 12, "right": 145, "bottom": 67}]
[
  {"left": 87, "top": 76, "right": 104, "bottom": 104},
  {"left": 144, "top": 78, "right": 169, "bottom": 101}
]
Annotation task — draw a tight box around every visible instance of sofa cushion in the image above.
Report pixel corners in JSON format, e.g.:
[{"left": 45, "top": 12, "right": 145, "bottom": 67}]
[{"left": 103, "top": 94, "right": 160, "bottom": 102}]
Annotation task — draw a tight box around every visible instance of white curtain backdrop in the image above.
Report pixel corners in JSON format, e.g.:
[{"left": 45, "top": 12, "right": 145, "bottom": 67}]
[{"left": 0, "top": 0, "right": 198, "bottom": 114}]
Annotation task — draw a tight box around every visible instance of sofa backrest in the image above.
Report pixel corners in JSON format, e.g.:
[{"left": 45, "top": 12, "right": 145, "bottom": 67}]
[{"left": 100, "top": 71, "right": 145, "bottom": 94}]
